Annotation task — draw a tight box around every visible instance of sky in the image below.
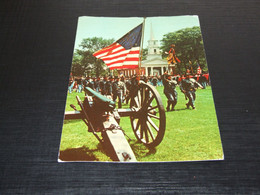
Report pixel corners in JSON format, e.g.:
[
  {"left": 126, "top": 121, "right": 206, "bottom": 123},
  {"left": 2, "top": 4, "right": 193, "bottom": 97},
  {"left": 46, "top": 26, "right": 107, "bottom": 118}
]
[{"left": 73, "top": 15, "right": 201, "bottom": 51}]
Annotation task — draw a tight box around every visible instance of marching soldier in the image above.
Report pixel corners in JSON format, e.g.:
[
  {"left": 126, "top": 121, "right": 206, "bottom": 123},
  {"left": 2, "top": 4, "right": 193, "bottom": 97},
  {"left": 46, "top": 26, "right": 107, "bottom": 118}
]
[
  {"left": 83, "top": 76, "right": 90, "bottom": 95},
  {"left": 163, "top": 73, "right": 178, "bottom": 111},
  {"left": 152, "top": 76, "right": 158, "bottom": 87},
  {"left": 180, "top": 73, "right": 203, "bottom": 109},
  {"left": 125, "top": 77, "right": 132, "bottom": 104},
  {"left": 105, "top": 76, "right": 113, "bottom": 96},
  {"left": 120, "top": 76, "right": 127, "bottom": 103},
  {"left": 112, "top": 76, "right": 126, "bottom": 108},
  {"left": 88, "top": 77, "right": 95, "bottom": 90},
  {"left": 94, "top": 77, "right": 101, "bottom": 92},
  {"left": 100, "top": 76, "right": 107, "bottom": 95},
  {"left": 130, "top": 74, "right": 140, "bottom": 96}
]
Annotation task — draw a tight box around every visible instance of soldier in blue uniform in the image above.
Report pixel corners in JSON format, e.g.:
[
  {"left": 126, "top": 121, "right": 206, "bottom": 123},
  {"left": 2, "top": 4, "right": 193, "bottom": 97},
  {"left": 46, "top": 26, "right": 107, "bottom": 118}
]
[
  {"left": 105, "top": 76, "right": 113, "bottom": 96},
  {"left": 83, "top": 76, "right": 90, "bottom": 95},
  {"left": 180, "top": 73, "right": 202, "bottom": 109},
  {"left": 88, "top": 77, "right": 95, "bottom": 90},
  {"left": 100, "top": 76, "right": 107, "bottom": 95},
  {"left": 125, "top": 77, "right": 132, "bottom": 104},
  {"left": 163, "top": 73, "right": 178, "bottom": 111},
  {"left": 94, "top": 77, "right": 101, "bottom": 92},
  {"left": 112, "top": 76, "right": 126, "bottom": 108}
]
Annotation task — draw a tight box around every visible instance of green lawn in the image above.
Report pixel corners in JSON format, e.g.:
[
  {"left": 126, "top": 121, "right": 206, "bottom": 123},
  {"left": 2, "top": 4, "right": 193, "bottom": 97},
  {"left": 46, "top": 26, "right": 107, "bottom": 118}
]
[{"left": 59, "top": 86, "right": 224, "bottom": 162}]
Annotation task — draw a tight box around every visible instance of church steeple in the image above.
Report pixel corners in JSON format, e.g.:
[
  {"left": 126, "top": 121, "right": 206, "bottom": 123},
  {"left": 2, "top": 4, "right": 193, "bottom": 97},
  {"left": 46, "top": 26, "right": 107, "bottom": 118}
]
[
  {"left": 147, "top": 23, "right": 161, "bottom": 60},
  {"left": 150, "top": 23, "right": 155, "bottom": 40}
]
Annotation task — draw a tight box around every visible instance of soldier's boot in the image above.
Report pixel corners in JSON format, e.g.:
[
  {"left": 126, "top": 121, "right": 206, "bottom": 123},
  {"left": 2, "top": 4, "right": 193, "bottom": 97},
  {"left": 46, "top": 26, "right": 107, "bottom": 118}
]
[
  {"left": 171, "top": 102, "right": 176, "bottom": 111},
  {"left": 186, "top": 103, "right": 190, "bottom": 109},
  {"left": 166, "top": 101, "right": 170, "bottom": 112}
]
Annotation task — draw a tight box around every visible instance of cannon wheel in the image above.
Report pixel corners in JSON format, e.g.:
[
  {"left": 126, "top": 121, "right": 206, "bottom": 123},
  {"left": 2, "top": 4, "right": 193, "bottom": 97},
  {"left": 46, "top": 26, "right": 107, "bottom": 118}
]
[{"left": 130, "top": 81, "right": 166, "bottom": 147}]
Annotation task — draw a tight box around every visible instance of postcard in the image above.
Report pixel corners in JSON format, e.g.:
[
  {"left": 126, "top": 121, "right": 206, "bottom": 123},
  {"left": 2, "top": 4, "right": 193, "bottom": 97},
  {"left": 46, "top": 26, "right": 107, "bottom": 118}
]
[{"left": 58, "top": 16, "right": 224, "bottom": 162}]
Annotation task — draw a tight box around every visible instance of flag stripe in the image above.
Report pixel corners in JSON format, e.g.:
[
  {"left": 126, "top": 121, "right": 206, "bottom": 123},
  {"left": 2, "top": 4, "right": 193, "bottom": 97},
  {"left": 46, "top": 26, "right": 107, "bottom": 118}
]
[
  {"left": 94, "top": 44, "right": 125, "bottom": 59},
  {"left": 93, "top": 43, "right": 119, "bottom": 56},
  {"left": 93, "top": 23, "right": 143, "bottom": 69},
  {"left": 109, "top": 64, "right": 139, "bottom": 70},
  {"left": 101, "top": 49, "right": 139, "bottom": 60},
  {"left": 106, "top": 57, "right": 140, "bottom": 66},
  {"left": 101, "top": 50, "right": 139, "bottom": 61},
  {"left": 103, "top": 55, "right": 140, "bottom": 64}
]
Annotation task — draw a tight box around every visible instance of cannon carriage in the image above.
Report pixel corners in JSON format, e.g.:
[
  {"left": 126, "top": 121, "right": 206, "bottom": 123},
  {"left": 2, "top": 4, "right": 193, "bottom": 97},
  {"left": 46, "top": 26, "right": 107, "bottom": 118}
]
[{"left": 64, "top": 80, "right": 166, "bottom": 162}]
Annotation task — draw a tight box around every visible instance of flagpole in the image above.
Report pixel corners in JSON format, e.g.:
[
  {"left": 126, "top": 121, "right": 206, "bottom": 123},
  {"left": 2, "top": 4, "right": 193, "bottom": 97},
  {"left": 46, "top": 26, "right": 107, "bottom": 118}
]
[{"left": 138, "top": 17, "right": 146, "bottom": 75}]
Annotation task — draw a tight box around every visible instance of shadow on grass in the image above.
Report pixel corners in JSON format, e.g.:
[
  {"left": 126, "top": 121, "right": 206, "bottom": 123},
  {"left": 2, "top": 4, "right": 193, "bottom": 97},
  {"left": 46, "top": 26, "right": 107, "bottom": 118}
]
[
  {"left": 59, "top": 145, "right": 102, "bottom": 161},
  {"left": 129, "top": 140, "right": 157, "bottom": 159},
  {"left": 174, "top": 108, "right": 188, "bottom": 111}
]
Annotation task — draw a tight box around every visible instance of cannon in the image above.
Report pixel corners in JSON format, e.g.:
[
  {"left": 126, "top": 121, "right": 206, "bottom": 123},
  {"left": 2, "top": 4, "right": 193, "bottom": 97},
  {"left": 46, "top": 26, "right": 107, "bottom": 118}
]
[{"left": 64, "top": 80, "right": 166, "bottom": 162}]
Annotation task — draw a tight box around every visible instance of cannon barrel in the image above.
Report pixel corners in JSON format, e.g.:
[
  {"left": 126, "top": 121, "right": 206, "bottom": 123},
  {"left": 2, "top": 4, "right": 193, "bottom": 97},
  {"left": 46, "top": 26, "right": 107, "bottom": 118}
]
[{"left": 85, "top": 87, "right": 116, "bottom": 112}]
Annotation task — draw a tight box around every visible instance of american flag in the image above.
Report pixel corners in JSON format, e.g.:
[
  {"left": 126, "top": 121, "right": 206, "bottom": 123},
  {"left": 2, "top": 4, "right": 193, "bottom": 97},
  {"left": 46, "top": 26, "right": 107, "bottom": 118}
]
[{"left": 93, "top": 23, "right": 143, "bottom": 70}]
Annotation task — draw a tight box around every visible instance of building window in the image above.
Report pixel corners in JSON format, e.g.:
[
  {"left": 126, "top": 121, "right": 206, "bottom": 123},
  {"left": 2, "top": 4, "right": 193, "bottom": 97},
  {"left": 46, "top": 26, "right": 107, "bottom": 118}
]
[{"left": 154, "top": 49, "right": 156, "bottom": 53}]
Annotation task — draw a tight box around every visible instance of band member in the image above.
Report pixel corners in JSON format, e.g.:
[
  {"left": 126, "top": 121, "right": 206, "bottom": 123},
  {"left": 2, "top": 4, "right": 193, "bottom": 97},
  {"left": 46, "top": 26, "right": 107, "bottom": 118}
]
[{"left": 165, "top": 44, "right": 181, "bottom": 75}]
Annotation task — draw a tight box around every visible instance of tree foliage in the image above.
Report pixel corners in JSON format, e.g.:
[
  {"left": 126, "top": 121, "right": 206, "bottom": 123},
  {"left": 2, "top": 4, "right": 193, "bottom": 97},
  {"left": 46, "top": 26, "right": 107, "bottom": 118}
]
[
  {"left": 160, "top": 26, "right": 208, "bottom": 74},
  {"left": 71, "top": 37, "right": 114, "bottom": 77}
]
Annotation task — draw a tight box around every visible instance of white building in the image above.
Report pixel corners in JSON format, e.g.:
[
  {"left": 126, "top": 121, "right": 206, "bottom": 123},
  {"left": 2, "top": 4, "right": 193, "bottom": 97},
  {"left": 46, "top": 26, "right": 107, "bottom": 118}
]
[{"left": 141, "top": 24, "right": 168, "bottom": 76}]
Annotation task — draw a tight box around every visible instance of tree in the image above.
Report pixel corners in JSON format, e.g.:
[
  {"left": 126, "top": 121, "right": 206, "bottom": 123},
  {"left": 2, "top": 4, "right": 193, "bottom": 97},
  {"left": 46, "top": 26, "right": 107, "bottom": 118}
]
[
  {"left": 71, "top": 52, "right": 85, "bottom": 76},
  {"left": 72, "top": 37, "right": 114, "bottom": 77},
  {"left": 160, "top": 26, "right": 208, "bottom": 74}
]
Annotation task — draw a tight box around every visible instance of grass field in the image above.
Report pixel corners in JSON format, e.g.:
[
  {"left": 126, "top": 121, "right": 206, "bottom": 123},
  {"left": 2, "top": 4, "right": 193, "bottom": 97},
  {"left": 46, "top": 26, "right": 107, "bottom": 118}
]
[{"left": 59, "top": 86, "right": 224, "bottom": 162}]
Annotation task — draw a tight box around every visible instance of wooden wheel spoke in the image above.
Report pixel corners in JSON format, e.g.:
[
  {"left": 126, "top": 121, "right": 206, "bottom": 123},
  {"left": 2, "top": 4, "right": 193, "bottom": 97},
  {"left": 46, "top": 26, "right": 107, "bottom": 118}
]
[
  {"left": 147, "top": 116, "right": 159, "bottom": 132},
  {"left": 147, "top": 105, "right": 159, "bottom": 112},
  {"left": 147, "top": 113, "right": 160, "bottom": 120},
  {"left": 146, "top": 121, "right": 155, "bottom": 141},
  {"left": 134, "top": 96, "right": 140, "bottom": 108},
  {"left": 143, "top": 95, "right": 155, "bottom": 110},
  {"left": 134, "top": 119, "right": 140, "bottom": 132}
]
